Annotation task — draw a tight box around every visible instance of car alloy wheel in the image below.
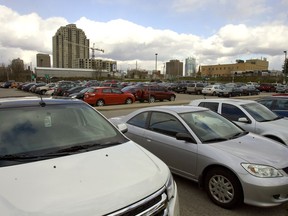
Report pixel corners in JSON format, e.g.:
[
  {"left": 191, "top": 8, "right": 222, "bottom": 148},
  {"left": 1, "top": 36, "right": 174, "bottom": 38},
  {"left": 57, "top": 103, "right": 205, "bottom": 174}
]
[
  {"left": 126, "top": 98, "right": 133, "bottom": 104},
  {"left": 96, "top": 99, "right": 105, "bottom": 106},
  {"left": 169, "top": 95, "right": 175, "bottom": 101},
  {"left": 149, "top": 96, "right": 155, "bottom": 103},
  {"left": 205, "top": 168, "right": 243, "bottom": 209}
]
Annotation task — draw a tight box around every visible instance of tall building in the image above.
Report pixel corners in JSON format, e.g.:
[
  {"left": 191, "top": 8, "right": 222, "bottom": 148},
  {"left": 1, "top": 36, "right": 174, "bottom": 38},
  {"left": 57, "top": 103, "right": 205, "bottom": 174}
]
[
  {"left": 166, "top": 60, "right": 183, "bottom": 79},
  {"left": 185, "top": 57, "right": 197, "bottom": 76},
  {"left": 52, "top": 24, "right": 89, "bottom": 68},
  {"left": 36, "top": 53, "right": 51, "bottom": 67}
]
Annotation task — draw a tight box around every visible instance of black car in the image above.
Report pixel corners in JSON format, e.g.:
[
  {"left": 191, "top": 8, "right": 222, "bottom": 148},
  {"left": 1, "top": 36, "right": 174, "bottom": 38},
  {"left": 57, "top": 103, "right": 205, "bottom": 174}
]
[
  {"left": 172, "top": 83, "right": 187, "bottom": 93},
  {"left": 63, "top": 86, "right": 87, "bottom": 97}
]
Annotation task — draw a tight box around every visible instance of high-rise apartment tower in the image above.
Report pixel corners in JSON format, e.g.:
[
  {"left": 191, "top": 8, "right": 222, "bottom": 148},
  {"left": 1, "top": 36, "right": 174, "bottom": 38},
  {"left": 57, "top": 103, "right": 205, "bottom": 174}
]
[{"left": 52, "top": 24, "right": 89, "bottom": 68}]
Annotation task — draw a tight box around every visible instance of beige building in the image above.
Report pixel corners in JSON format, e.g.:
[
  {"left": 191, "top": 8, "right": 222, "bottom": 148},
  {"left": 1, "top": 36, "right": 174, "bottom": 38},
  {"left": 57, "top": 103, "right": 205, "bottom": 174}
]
[
  {"left": 201, "top": 58, "right": 269, "bottom": 77},
  {"left": 36, "top": 53, "right": 51, "bottom": 67},
  {"left": 52, "top": 24, "right": 89, "bottom": 68},
  {"left": 78, "top": 58, "right": 117, "bottom": 73}
]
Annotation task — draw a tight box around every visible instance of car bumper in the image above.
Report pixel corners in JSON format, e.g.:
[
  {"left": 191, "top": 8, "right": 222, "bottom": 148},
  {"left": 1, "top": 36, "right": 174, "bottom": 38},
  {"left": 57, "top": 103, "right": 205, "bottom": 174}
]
[
  {"left": 168, "top": 181, "right": 180, "bottom": 216},
  {"left": 240, "top": 173, "right": 288, "bottom": 207}
]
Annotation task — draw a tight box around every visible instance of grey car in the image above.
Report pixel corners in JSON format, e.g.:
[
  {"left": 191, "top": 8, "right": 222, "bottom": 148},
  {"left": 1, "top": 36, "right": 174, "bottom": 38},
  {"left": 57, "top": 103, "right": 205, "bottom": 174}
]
[
  {"left": 110, "top": 105, "right": 288, "bottom": 209},
  {"left": 189, "top": 98, "right": 288, "bottom": 145}
]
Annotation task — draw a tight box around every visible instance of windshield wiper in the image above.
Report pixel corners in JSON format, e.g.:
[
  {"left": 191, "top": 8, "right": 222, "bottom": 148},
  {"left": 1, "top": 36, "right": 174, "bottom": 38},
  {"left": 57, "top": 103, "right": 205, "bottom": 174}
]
[
  {"left": 229, "top": 131, "right": 249, "bottom": 139},
  {"left": 203, "top": 138, "right": 228, "bottom": 143},
  {"left": 48, "top": 142, "right": 122, "bottom": 155},
  {"left": 0, "top": 154, "right": 45, "bottom": 161}
]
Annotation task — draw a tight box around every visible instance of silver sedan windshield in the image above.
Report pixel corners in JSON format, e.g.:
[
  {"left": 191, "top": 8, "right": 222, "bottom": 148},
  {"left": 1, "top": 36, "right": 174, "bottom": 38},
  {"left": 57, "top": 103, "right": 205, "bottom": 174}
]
[{"left": 180, "top": 110, "right": 244, "bottom": 143}]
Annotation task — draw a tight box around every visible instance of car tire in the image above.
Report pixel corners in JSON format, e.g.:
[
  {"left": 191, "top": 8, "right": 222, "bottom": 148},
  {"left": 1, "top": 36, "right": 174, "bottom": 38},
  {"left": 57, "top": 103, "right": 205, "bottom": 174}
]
[
  {"left": 169, "top": 95, "right": 176, "bottom": 101},
  {"left": 96, "top": 99, "right": 105, "bottom": 106},
  {"left": 149, "top": 96, "right": 155, "bottom": 103},
  {"left": 125, "top": 98, "right": 133, "bottom": 104},
  {"left": 205, "top": 168, "right": 243, "bottom": 209}
]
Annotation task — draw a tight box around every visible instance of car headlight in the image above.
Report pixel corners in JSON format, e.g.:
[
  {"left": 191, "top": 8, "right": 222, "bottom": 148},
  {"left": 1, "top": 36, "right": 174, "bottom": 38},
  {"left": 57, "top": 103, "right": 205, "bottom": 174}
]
[
  {"left": 166, "top": 172, "right": 176, "bottom": 200},
  {"left": 241, "top": 163, "right": 283, "bottom": 178}
]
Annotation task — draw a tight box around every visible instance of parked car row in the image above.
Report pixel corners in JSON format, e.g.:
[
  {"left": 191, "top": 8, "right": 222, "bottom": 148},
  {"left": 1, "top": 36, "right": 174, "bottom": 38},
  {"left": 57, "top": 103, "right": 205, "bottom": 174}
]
[
  {"left": 15, "top": 80, "right": 177, "bottom": 106},
  {"left": 169, "top": 82, "right": 261, "bottom": 97}
]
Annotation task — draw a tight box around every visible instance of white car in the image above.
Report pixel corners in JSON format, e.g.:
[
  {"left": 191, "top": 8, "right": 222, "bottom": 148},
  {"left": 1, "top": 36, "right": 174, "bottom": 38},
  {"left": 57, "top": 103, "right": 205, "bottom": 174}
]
[
  {"left": 0, "top": 97, "right": 179, "bottom": 216},
  {"left": 201, "top": 84, "right": 224, "bottom": 96},
  {"left": 189, "top": 98, "right": 288, "bottom": 145}
]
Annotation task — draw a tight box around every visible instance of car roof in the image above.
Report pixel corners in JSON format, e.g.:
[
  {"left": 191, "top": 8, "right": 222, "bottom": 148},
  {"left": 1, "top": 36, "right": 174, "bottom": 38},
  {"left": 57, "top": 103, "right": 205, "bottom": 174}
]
[
  {"left": 0, "top": 96, "right": 83, "bottom": 108},
  {"left": 136, "top": 105, "right": 209, "bottom": 113},
  {"left": 190, "top": 98, "right": 256, "bottom": 105}
]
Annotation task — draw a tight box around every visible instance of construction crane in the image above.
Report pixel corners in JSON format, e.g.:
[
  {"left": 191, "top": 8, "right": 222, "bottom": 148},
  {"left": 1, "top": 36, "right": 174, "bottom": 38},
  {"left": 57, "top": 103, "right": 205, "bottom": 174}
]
[
  {"left": 62, "top": 40, "right": 104, "bottom": 59},
  {"left": 91, "top": 43, "right": 104, "bottom": 59}
]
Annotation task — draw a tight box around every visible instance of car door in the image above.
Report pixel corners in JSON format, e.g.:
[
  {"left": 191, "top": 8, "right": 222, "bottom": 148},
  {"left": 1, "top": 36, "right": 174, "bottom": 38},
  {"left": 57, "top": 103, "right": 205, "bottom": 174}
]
[{"left": 142, "top": 111, "right": 198, "bottom": 179}]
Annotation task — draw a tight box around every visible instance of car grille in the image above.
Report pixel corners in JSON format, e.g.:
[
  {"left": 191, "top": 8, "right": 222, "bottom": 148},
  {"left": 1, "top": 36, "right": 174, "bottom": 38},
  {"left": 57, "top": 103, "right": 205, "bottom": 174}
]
[
  {"left": 283, "top": 167, "right": 288, "bottom": 175},
  {"left": 107, "top": 186, "right": 168, "bottom": 216}
]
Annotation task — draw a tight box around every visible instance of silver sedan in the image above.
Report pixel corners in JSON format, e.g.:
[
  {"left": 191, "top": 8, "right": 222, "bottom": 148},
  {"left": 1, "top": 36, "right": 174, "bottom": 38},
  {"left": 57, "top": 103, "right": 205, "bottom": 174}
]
[{"left": 110, "top": 105, "right": 288, "bottom": 209}]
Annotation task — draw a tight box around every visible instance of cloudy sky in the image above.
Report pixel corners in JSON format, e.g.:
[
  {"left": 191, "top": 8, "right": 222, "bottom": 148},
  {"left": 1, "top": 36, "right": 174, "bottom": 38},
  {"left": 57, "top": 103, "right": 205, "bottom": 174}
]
[{"left": 0, "top": 0, "right": 287, "bottom": 73}]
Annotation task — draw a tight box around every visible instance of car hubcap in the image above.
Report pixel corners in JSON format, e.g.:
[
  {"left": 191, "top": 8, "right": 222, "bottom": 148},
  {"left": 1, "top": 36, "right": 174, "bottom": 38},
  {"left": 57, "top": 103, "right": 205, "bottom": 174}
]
[{"left": 209, "top": 175, "right": 234, "bottom": 204}]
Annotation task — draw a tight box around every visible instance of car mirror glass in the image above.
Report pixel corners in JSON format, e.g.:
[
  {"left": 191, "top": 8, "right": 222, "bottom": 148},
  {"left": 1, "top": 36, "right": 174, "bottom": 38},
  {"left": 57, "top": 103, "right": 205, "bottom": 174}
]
[
  {"left": 117, "top": 123, "right": 128, "bottom": 133},
  {"left": 238, "top": 117, "right": 250, "bottom": 123},
  {"left": 176, "top": 132, "right": 196, "bottom": 143}
]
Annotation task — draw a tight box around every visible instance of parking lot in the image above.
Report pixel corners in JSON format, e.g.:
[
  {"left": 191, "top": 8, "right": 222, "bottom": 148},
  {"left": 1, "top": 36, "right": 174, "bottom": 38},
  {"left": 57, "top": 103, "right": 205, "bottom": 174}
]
[{"left": 1, "top": 88, "right": 288, "bottom": 215}]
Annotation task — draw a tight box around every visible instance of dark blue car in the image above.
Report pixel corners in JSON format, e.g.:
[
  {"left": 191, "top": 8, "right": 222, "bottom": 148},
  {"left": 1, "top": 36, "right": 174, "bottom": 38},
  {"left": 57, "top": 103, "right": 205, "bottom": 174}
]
[{"left": 257, "top": 95, "right": 288, "bottom": 117}]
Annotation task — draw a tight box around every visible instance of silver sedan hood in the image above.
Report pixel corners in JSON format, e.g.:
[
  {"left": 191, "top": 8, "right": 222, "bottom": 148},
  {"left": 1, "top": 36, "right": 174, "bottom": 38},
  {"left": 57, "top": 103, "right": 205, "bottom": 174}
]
[{"left": 213, "top": 133, "right": 288, "bottom": 168}]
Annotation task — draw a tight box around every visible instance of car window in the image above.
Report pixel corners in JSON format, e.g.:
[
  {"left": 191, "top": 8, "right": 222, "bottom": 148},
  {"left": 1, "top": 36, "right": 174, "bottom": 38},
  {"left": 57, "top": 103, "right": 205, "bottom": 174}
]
[
  {"left": 148, "top": 112, "right": 188, "bottom": 137},
  {"left": 258, "top": 99, "right": 273, "bottom": 108},
  {"left": 274, "top": 99, "right": 288, "bottom": 110},
  {"left": 0, "top": 104, "right": 124, "bottom": 156},
  {"left": 127, "top": 112, "right": 149, "bottom": 128},
  {"left": 242, "top": 102, "right": 278, "bottom": 122},
  {"left": 199, "top": 102, "right": 218, "bottom": 112},
  {"left": 102, "top": 88, "right": 112, "bottom": 93},
  {"left": 221, "top": 103, "right": 247, "bottom": 121},
  {"left": 111, "top": 88, "right": 122, "bottom": 94}
]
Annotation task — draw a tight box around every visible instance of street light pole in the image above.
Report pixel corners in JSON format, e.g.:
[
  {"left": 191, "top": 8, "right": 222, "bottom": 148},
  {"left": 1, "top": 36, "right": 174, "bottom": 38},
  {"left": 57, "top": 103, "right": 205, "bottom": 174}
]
[
  {"left": 284, "top": 51, "right": 287, "bottom": 84},
  {"left": 155, "top": 53, "right": 158, "bottom": 72}
]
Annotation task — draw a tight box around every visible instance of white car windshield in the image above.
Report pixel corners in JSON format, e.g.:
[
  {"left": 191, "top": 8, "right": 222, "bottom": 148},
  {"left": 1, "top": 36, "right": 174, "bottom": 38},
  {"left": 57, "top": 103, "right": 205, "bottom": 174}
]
[
  {"left": 0, "top": 103, "right": 127, "bottom": 158},
  {"left": 241, "top": 103, "right": 280, "bottom": 122}
]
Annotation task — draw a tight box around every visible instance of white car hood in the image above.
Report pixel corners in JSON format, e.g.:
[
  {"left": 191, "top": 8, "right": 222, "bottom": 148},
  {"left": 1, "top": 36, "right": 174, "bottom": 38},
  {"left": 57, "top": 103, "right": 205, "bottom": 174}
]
[
  {"left": 0, "top": 141, "right": 168, "bottom": 216},
  {"left": 213, "top": 133, "right": 288, "bottom": 168}
]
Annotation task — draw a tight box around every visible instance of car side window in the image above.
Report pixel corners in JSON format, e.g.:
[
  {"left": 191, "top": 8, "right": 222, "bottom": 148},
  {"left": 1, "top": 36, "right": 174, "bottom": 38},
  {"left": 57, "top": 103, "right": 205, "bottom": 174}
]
[
  {"left": 199, "top": 102, "right": 218, "bottom": 112},
  {"left": 111, "top": 88, "right": 121, "bottom": 94},
  {"left": 127, "top": 112, "right": 149, "bottom": 128},
  {"left": 221, "top": 103, "right": 247, "bottom": 121},
  {"left": 102, "top": 89, "right": 111, "bottom": 93},
  {"left": 258, "top": 100, "right": 273, "bottom": 108},
  {"left": 148, "top": 112, "right": 188, "bottom": 137},
  {"left": 275, "top": 100, "right": 288, "bottom": 110}
]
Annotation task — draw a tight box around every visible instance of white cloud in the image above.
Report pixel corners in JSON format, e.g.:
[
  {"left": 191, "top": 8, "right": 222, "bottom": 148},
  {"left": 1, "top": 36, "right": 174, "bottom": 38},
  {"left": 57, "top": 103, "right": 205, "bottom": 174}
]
[{"left": 0, "top": 4, "right": 286, "bottom": 72}]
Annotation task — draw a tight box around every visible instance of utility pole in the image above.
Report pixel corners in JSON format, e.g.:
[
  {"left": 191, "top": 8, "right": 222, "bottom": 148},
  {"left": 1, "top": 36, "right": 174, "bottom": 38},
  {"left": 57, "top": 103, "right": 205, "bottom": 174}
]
[{"left": 284, "top": 51, "right": 287, "bottom": 84}]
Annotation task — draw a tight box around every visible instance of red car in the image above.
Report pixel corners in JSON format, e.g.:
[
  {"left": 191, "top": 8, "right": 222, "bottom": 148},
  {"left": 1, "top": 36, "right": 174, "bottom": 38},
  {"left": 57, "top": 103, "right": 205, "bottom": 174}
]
[{"left": 84, "top": 87, "right": 135, "bottom": 106}]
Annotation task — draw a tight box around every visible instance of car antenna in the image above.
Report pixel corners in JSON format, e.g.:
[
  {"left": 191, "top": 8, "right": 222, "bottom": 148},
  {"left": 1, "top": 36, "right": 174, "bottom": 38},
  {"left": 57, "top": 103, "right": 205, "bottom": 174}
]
[{"left": 39, "top": 94, "right": 46, "bottom": 107}]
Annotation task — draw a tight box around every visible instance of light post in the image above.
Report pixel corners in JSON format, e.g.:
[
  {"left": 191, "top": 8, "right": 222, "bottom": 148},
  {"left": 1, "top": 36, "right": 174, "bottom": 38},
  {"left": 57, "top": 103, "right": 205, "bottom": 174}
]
[
  {"left": 284, "top": 51, "right": 287, "bottom": 84},
  {"left": 155, "top": 53, "right": 158, "bottom": 72}
]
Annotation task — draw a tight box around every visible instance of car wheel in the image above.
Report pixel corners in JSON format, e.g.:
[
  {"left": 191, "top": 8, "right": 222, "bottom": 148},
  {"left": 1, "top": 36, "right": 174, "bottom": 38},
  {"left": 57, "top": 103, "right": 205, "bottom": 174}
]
[
  {"left": 205, "top": 168, "right": 243, "bottom": 209},
  {"left": 96, "top": 99, "right": 105, "bottom": 106},
  {"left": 125, "top": 98, "right": 133, "bottom": 104},
  {"left": 169, "top": 95, "right": 176, "bottom": 101},
  {"left": 212, "top": 92, "right": 216, "bottom": 96},
  {"left": 149, "top": 96, "right": 155, "bottom": 103},
  {"left": 40, "top": 90, "right": 47, "bottom": 95}
]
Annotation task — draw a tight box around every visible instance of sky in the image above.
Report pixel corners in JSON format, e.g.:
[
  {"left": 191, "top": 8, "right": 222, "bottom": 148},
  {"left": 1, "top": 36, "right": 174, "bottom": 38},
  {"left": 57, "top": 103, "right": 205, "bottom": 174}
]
[{"left": 0, "top": 0, "right": 287, "bottom": 73}]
